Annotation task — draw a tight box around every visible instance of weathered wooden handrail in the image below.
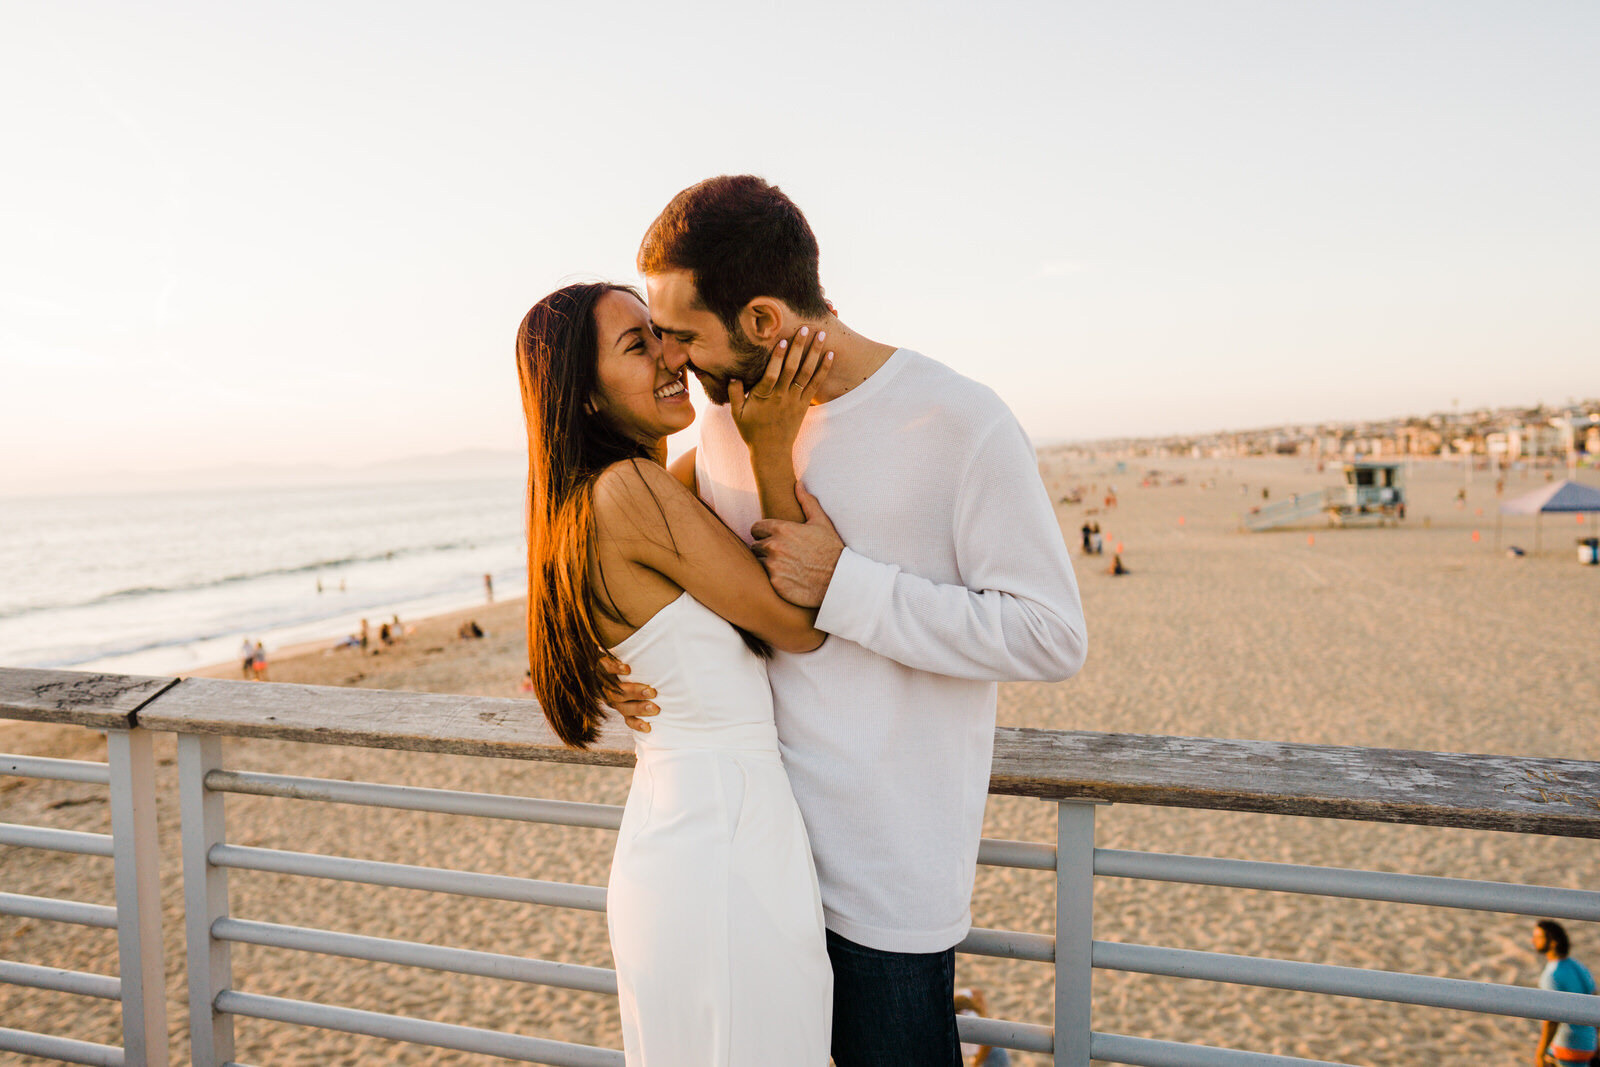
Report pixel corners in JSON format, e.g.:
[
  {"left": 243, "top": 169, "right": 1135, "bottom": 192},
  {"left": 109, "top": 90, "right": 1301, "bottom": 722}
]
[
  {"left": 6, "top": 667, "right": 1599, "bottom": 838},
  {"left": 0, "top": 668, "right": 178, "bottom": 730}
]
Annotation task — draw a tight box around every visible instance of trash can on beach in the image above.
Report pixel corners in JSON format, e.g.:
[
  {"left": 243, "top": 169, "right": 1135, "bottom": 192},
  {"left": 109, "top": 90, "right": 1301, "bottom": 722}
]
[{"left": 1580, "top": 538, "right": 1599, "bottom": 565}]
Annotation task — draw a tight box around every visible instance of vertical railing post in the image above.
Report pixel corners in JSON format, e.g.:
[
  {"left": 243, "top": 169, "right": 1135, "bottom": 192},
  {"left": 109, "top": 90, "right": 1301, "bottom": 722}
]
[
  {"left": 178, "top": 734, "right": 235, "bottom": 1067},
  {"left": 106, "top": 726, "right": 170, "bottom": 1066},
  {"left": 1055, "top": 801, "right": 1096, "bottom": 1067}
]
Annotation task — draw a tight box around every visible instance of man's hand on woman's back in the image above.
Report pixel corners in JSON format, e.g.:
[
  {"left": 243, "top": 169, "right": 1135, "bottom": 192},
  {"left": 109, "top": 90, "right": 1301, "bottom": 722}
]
[{"left": 600, "top": 654, "right": 659, "bottom": 733}]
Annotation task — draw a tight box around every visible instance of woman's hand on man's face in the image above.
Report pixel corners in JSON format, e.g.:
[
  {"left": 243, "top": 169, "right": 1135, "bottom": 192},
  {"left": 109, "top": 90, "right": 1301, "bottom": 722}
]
[{"left": 729, "top": 324, "right": 832, "bottom": 453}]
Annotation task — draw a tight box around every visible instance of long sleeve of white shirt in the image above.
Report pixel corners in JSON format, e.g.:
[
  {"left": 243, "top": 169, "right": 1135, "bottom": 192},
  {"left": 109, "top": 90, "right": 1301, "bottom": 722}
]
[{"left": 814, "top": 413, "right": 1087, "bottom": 683}]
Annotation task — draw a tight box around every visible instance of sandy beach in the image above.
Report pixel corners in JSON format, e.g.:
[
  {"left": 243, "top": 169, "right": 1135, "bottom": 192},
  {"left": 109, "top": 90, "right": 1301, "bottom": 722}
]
[{"left": 4, "top": 455, "right": 1598, "bottom": 1065}]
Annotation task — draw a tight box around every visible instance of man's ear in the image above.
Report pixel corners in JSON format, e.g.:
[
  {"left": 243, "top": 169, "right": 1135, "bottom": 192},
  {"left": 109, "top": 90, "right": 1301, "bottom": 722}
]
[{"left": 737, "top": 298, "right": 786, "bottom": 346}]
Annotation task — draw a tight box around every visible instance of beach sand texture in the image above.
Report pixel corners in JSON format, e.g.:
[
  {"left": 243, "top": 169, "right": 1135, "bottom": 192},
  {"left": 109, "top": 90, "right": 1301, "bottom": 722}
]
[{"left": 4, "top": 455, "right": 1598, "bottom": 1065}]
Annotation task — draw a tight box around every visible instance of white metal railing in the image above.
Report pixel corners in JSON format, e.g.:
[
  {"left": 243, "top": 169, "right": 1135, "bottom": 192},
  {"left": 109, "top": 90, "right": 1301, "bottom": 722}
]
[
  {"left": 3, "top": 665, "right": 1600, "bottom": 1067},
  {"left": 1, "top": 735, "right": 170, "bottom": 1067},
  {"left": 171, "top": 737, "right": 1067, "bottom": 1066},
  {"left": 175, "top": 732, "right": 623, "bottom": 1067}
]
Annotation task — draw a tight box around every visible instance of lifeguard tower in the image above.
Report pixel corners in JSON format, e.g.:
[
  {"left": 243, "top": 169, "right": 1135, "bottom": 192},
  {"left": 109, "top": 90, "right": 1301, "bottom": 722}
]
[{"left": 1244, "top": 459, "right": 1406, "bottom": 530}]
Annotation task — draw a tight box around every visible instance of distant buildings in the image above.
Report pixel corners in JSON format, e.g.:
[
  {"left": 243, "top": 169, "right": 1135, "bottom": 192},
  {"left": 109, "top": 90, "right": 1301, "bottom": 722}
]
[{"left": 1074, "top": 401, "right": 1600, "bottom": 466}]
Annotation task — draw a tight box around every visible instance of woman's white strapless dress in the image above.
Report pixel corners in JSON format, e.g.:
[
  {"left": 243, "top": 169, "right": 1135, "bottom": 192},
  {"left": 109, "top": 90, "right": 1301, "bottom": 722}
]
[{"left": 605, "top": 591, "right": 832, "bottom": 1066}]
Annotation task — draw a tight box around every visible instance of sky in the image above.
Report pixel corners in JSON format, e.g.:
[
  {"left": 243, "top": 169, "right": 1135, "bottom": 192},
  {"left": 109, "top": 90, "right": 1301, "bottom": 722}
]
[{"left": 2, "top": 1, "right": 1596, "bottom": 492}]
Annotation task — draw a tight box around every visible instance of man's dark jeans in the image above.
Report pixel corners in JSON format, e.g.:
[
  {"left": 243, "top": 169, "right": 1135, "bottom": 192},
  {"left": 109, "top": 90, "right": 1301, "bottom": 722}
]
[{"left": 827, "top": 929, "right": 961, "bottom": 1066}]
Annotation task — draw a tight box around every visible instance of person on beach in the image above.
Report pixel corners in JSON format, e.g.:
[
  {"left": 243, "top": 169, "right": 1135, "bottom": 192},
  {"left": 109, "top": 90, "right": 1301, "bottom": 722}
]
[
  {"left": 239, "top": 637, "right": 255, "bottom": 680},
  {"left": 249, "top": 640, "right": 268, "bottom": 681},
  {"left": 518, "top": 279, "right": 836, "bottom": 1065},
  {"left": 609, "top": 175, "right": 1087, "bottom": 1064},
  {"left": 1532, "top": 920, "right": 1598, "bottom": 1067},
  {"left": 954, "top": 987, "right": 1009, "bottom": 1067}
]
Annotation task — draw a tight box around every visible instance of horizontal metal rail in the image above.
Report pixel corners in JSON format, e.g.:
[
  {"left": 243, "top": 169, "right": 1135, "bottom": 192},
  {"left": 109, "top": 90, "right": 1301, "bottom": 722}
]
[
  {"left": 1096, "top": 847, "right": 1600, "bottom": 922},
  {"left": 208, "top": 844, "right": 609, "bottom": 911},
  {"left": 214, "top": 990, "right": 624, "bottom": 1066},
  {"left": 204, "top": 774, "right": 1057, "bottom": 868},
  {"left": 208, "top": 771, "right": 1056, "bottom": 862},
  {"left": 1091, "top": 1032, "right": 1347, "bottom": 1066},
  {"left": 1094, "top": 941, "right": 1600, "bottom": 1026},
  {"left": 0, "top": 821, "right": 114, "bottom": 857},
  {"left": 0, "top": 1026, "right": 125, "bottom": 1066},
  {"left": 0, "top": 891, "right": 118, "bottom": 929},
  {"left": 977, "top": 837, "right": 1057, "bottom": 870},
  {"left": 958, "top": 925, "right": 1055, "bottom": 963},
  {"left": 0, "top": 959, "right": 121, "bottom": 1000},
  {"left": 1, "top": 753, "right": 111, "bottom": 785},
  {"left": 956, "top": 1013, "right": 1055, "bottom": 1053},
  {"left": 213, "top": 917, "right": 619, "bottom": 995},
  {"left": 205, "top": 769, "right": 626, "bottom": 830}
]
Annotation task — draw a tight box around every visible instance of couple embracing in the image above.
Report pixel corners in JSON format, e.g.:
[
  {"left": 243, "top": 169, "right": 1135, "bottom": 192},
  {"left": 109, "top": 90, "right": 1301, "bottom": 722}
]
[{"left": 516, "top": 176, "right": 1087, "bottom": 1066}]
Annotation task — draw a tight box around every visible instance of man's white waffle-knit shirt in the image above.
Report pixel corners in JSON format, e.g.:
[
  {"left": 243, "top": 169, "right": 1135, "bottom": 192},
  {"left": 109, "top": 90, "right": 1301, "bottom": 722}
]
[{"left": 695, "top": 348, "right": 1087, "bottom": 953}]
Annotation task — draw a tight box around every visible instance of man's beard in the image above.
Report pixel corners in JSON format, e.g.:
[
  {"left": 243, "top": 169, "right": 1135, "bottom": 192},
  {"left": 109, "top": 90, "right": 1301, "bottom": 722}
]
[{"left": 695, "top": 324, "right": 769, "bottom": 406}]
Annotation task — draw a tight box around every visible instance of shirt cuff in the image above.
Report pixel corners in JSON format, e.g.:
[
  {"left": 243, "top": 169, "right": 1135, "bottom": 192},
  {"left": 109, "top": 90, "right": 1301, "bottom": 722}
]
[{"left": 815, "top": 547, "right": 898, "bottom": 644}]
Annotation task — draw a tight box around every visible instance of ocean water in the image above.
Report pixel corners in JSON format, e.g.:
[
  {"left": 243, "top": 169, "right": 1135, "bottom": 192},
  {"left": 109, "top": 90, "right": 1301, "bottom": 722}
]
[{"left": 0, "top": 477, "right": 527, "bottom": 676}]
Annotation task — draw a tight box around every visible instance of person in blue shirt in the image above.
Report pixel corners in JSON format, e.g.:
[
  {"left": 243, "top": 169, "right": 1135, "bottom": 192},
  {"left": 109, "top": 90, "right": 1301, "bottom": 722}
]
[{"left": 1534, "top": 920, "right": 1598, "bottom": 1067}]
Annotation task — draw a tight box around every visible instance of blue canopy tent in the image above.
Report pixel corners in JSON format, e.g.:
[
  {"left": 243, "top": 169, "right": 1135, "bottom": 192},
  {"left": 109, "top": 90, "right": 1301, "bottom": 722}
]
[{"left": 1497, "top": 480, "right": 1600, "bottom": 554}]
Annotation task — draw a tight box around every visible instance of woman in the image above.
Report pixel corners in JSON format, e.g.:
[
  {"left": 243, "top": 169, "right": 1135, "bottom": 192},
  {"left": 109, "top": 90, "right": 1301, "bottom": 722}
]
[{"left": 516, "top": 282, "right": 835, "bottom": 1064}]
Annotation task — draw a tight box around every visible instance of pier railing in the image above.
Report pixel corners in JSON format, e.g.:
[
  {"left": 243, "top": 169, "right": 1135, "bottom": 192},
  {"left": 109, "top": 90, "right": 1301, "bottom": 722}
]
[{"left": 3, "top": 666, "right": 1599, "bottom": 1067}]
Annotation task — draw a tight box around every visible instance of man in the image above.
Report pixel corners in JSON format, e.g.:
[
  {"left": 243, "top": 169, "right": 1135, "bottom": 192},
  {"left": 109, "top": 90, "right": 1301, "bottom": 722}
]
[
  {"left": 615, "top": 175, "right": 1087, "bottom": 1064},
  {"left": 1533, "top": 920, "right": 1598, "bottom": 1067}
]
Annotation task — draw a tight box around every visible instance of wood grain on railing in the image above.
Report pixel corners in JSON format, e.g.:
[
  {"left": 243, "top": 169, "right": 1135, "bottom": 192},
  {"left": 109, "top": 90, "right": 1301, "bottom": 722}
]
[
  {"left": 990, "top": 727, "right": 1600, "bottom": 839},
  {"left": 0, "top": 667, "right": 177, "bottom": 730},
  {"left": 6, "top": 668, "right": 1600, "bottom": 838},
  {"left": 139, "top": 676, "right": 635, "bottom": 766}
]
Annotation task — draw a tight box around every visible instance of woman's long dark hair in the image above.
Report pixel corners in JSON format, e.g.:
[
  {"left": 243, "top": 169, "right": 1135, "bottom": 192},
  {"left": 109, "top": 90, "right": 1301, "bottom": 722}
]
[
  {"left": 517, "top": 283, "right": 653, "bottom": 747},
  {"left": 518, "top": 281, "right": 770, "bottom": 748}
]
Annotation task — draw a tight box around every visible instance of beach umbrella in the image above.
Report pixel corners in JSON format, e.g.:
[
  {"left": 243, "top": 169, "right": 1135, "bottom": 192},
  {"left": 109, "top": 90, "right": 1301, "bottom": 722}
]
[{"left": 1496, "top": 480, "right": 1600, "bottom": 553}]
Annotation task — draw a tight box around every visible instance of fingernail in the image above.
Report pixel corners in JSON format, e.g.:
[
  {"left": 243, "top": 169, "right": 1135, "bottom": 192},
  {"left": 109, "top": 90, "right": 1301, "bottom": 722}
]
[
  {"left": 779, "top": 339, "right": 788, "bottom": 349},
  {"left": 818, "top": 331, "right": 826, "bottom": 343},
  {"left": 618, "top": 665, "right": 630, "bottom": 674},
  {"left": 799, "top": 326, "right": 809, "bottom": 336},
  {"left": 646, "top": 703, "right": 659, "bottom": 713},
  {"left": 643, "top": 688, "right": 656, "bottom": 698},
  {"left": 826, "top": 352, "right": 834, "bottom": 359}
]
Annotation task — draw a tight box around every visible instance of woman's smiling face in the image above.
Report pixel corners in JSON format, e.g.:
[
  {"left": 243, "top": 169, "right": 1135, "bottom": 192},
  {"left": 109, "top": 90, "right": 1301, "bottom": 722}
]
[{"left": 590, "top": 289, "right": 695, "bottom": 446}]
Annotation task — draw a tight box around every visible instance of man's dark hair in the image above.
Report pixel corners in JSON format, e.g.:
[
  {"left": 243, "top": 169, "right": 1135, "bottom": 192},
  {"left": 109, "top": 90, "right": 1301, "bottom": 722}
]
[
  {"left": 638, "top": 175, "right": 829, "bottom": 329},
  {"left": 1537, "top": 920, "right": 1571, "bottom": 957}
]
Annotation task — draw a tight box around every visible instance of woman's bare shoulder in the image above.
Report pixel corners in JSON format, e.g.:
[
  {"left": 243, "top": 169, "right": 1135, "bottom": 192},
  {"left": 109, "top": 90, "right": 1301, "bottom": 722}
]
[
  {"left": 594, "top": 458, "right": 689, "bottom": 507},
  {"left": 592, "top": 459, "right": 700, "bottom": 544}
]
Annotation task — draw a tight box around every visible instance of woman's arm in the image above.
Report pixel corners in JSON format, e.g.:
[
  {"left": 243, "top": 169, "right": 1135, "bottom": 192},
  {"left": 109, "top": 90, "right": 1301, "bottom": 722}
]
[
  {"left": 728, "top": 327, "right": 832, "bottom": 523},
  {"left": 594, "top": 458, "right": 823, "bottom": 653}
]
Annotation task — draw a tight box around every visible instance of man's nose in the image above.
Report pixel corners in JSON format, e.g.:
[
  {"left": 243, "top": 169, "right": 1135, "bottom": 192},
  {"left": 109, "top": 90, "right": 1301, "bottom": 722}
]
[{"left": 661, "top": 337, "right": 689, "bottom": 371}]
